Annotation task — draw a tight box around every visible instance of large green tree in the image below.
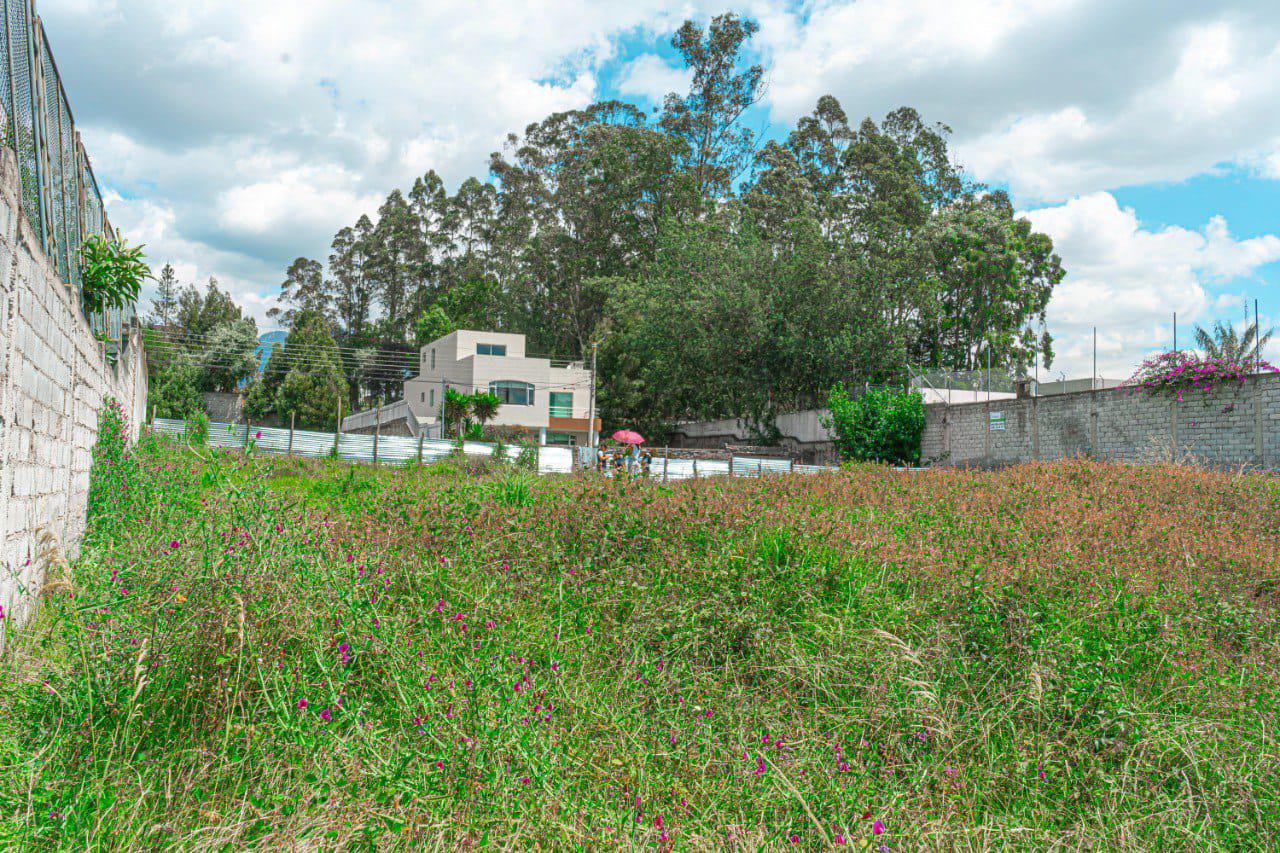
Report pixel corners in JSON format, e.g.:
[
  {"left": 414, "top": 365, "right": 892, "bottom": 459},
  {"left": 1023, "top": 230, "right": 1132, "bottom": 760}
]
[
  {"left": 274, "top": 310, "right": 350, "bottom": 429},
  {"left": 263, "top": 13, "right": 1064, "bottom": 437}
]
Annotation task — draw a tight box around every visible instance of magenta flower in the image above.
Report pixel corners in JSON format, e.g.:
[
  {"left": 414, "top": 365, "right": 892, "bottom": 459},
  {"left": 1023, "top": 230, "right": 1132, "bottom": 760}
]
[
  {"left": 297, "top": 698, "right": 308, "bottom": 710},
  {"left": 872, "top": 820, "right": 885, "bottom": 835},
  {"left": 320, "top": 708, "right": 332, "bottom": 722}
]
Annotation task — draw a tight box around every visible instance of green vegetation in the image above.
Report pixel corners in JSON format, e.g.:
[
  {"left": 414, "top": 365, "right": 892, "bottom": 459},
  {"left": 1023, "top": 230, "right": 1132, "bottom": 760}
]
[
  {"left": 146, "top": 274, "right": 261, "bottom": 419},
  {"left": 78, "top": 235, "right": 151, "bottom": 317},
  {"left": 824, "top": 387, "right": 926, "bottom": 466},
  {"left": 233, "top": 12, "right": 1060, "bottom": 437},
  {"left": 2, "top": 428, "right": 1278, "bottom": 848}
]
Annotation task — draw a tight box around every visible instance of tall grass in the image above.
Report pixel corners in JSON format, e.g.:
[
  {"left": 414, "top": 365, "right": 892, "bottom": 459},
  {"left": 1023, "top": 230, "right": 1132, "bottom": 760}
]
[{"left": 1, "top": 429, "right": 1278, "bottom": 849}]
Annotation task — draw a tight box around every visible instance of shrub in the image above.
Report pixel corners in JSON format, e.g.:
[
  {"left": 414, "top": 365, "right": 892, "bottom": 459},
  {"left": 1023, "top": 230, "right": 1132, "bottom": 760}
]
[
  {"left": 823, "top": 386, "right": 925, "bottom": 466},
  {"left": 1126, "top": 350, "right": 1277, "bottom": 401},
  {"left": 79, "top": 235, "right": 151, "bottom": 316},
  {"left": 515, "top": 440, "right": 539, "bottom": 472},
  {"left": 186, "top": 410, "right": 210, "bottom": 446}
]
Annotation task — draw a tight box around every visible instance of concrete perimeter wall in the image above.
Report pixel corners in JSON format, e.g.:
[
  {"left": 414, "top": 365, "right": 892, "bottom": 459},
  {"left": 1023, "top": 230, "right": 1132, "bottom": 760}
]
[
  {"left": 0, "top": 146, "right": 148, "bottom": 638},
  {"left": 923, "top": 375, "right": 1280, "bottom": 469}
]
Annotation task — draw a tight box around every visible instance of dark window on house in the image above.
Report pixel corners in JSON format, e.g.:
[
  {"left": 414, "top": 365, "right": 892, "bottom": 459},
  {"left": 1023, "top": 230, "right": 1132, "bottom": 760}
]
[
  {"left": 549, "top": 391, "right": 573, "bottom": 418},
  {"left": 490, "top": 380, "right": 534, "bottom": 406},
  {"left": 477, "top": 343, "right": 507, "bottom": 356}
]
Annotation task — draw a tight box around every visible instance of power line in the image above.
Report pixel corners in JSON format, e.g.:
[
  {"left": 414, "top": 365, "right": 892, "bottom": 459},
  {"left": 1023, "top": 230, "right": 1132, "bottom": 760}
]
[
  {"left": 146, "top": 341, "right": 594, "bottom": 391},
  {"left": 144, "top": 327, "right": 586, "bottom": 365},
  {"left": 147, "top": 338, "right": 592, "bottom": 388}
]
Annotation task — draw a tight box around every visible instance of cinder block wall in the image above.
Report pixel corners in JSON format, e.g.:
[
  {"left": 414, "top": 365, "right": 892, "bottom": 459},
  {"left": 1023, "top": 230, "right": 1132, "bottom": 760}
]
[
  {"left": 923, "top": 376, "right": 1280, "bottom": 469},
  {"left": 0, "top": 147, "right": 148, "bottom": 640}
]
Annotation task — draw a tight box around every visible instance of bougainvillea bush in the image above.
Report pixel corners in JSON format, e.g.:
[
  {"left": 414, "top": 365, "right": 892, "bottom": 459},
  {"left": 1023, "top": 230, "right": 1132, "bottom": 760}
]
[
  {"left": 2, "top": 433, "right": 1279, "bottom": 848},
  {"left": 1126, "top": 350, "right": 1277, "bottom": 401}
]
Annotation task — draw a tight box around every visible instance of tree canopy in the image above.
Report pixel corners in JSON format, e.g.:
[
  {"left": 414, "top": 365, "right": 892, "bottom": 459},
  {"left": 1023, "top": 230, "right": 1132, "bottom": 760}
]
[{"left": 250, "top": 12, "right": 1063, "bottom": 435}]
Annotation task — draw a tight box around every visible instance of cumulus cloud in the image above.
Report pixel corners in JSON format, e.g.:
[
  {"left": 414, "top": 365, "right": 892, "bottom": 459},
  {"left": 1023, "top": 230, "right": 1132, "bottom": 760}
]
[
  {"left": 1024, "top": 193, "right": 1280, "bottom": 377},
  {"left": 40, "top": 0, "right": 718, "bottom": 324},
  {"left": 758, "top": 0, "right": 1280, "bottom": 202},
  {"left": 617, "top": 54, "right": 691, "bottom": 103},
  {"left": 34, "top": 0, "right": 1280, "bottom": 362}
]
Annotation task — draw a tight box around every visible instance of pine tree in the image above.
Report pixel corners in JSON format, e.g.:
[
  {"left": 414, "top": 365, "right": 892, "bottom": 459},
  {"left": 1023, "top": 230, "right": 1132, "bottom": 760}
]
[{"left": 149, "top": 264, "right": 180, "bottom": 331}]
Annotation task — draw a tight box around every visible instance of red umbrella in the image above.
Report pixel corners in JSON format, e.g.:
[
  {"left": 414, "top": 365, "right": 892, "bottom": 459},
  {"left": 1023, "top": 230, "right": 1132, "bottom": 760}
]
[{"left": 611, "top": 429, "right": 645, "bottom": 445}]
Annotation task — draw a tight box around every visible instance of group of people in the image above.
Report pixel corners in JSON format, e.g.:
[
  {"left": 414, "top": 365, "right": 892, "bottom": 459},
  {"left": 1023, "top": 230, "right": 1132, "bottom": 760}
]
[{"left": 596, "top": 443, "right": 654, "bottom": 477}]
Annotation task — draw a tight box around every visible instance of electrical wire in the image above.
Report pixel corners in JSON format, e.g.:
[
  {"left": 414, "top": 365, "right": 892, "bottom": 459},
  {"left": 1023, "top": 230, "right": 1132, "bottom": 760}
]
[
  {"left": 146, "top": 339, "right": 595, "bottom": 390},
  {"left": 146, "top": 327, "right": 586, "bottom": 365}
]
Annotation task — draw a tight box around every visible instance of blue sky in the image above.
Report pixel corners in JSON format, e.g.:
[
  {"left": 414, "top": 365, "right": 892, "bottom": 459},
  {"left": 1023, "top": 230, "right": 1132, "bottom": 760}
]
[{"left": 37, "top": 0, "right": 1280, "bottom": 378}]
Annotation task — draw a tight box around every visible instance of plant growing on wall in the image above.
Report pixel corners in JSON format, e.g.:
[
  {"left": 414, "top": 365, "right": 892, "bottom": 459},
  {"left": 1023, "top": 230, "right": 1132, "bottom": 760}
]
[
  {"left": 1126, "top": 351, "right": 1277, "bottom": 401},
  {"left": 79, "top": 235, "right": 151, "bottom": 316},
  {"left": 822, "top": 387, "right": 925, "bottom": 466}
]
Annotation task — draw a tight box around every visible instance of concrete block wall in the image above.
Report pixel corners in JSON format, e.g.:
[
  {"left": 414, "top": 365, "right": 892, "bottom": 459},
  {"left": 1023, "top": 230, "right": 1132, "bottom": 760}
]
[
  {"left": 0, "top": 146, "right": 147, "bottom": 640},
  {"left": 924, "top": 375, "right": 1280, "bottom": 469}
]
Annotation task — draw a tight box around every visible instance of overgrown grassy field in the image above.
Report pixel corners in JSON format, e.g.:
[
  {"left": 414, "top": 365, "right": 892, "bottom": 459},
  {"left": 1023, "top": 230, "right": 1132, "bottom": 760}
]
[{"left": 2, "top": 426, "right": 1279, "bottom": 849}]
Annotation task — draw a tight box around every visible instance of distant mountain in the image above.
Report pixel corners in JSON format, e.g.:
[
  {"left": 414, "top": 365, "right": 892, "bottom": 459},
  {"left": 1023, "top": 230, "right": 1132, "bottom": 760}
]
[{"left": 255, "top": 331, "right": 288, "bottom": 374}]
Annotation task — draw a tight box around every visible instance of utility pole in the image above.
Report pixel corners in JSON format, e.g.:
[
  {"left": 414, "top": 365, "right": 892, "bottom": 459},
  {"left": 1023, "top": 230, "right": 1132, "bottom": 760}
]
[
  {"left": 587, "top": 341, "right": 599, "bottom": 451},
  {"left": 1093, "top": 327, "right": 1098, "bottom": 391},
  {"left": 1257, "top": 299, "right": 1262, "bottom": 375},
  {"left": 335, "top": 397, "right": 343, "bottom": 456},
  {"left": 1173, "top": 312, "right": 1177, "bottom": 353},
  {"left": 439, "top": 378, "right": 447, "bottom": 439}
]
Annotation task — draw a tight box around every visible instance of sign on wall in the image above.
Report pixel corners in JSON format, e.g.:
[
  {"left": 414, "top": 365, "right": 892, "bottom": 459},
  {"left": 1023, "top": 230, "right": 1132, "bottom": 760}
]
[{"left": 989, "top": 411, "right": 1007, "bottom": 431}]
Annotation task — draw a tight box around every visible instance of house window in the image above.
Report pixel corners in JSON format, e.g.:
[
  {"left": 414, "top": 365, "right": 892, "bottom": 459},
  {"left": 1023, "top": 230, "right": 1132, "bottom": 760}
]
[
  {"left": 429, "top": 389, "right": 435, "bottom": 408},
  {"left": 545, "top": 432, "right": 576, "bottom": 446},
  {"left": 420, "top": 392, "right": 425, "bottom": 403},
  {"left": 490, "top": 380, "right": 534, "bottom": 406},
  {"left": 431, "top": 349, "right": 436, "bottom": 370},
  {"left": 549, "top": 391, "right": 573, "bottom": 418},
  {"left": 477, "top": 343, "right": 507, "bottom": 356}
]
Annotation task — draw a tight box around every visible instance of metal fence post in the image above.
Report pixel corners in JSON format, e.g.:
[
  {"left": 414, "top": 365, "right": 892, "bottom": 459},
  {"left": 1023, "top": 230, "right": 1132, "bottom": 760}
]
[
  {"left": 417, "top": 429, "right": 425, "bottom": 465},
  {"left": 663, "top": 448, "right": 669, "bottom": 483},
  {"left": 334, "top": 399, "right": 343, "bottom": 456},
  {"left": 244, "top": 419, "right": 252, "bottom": 449},
  {"left": 373, "top": 403, "right": 381, "bottom": 466},
  {"left": 288, "top": 412, "right": 295, "bottom": 455}
]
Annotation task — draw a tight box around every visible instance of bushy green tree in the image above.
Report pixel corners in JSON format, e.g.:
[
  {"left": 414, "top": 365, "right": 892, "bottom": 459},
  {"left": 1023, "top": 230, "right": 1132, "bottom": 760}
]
[
  {"left": 822, "top": 387, "right": 925, "bottom": 466},
  {"left": 275, "top": 310, "right": 349, "bottom": 429},
  {"left": 147, "top": 356, "right": 204, "bottom": 421},
  {"left": 413, "top": 305, "right": 456, "bottom": 347},
  {"left": 199, "top": 319, "right": 259, "bottom": 392}
]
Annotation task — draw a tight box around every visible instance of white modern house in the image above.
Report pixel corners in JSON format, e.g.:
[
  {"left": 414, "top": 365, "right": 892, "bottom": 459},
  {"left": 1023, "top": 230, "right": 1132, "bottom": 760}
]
[{"left": 400, "top": 330, "right": 598, "bottom": 445}]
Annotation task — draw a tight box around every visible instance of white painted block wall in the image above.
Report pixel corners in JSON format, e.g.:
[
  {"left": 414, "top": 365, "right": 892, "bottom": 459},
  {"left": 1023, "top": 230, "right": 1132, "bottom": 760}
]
[{"left": 0, "top": 146, "right": 148, "bottom": 642}]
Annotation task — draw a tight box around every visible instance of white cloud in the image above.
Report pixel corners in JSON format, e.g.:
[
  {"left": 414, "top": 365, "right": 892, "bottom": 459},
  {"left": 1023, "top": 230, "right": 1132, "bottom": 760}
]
[
  {"left": 759, "top": 0, "right": 1280, "bottom": 202},
  {"left": 1024, "top": 193, "right": 1280, "bottom": 377},
  {"left": 40, "top": 0, "right": 719, "bottom": 321},
  {"left": 31, "top": 0, "right": 1280, "bottom": 356},
  {"left": 617, "top": 54, "right": 691, "bottom": 102}
]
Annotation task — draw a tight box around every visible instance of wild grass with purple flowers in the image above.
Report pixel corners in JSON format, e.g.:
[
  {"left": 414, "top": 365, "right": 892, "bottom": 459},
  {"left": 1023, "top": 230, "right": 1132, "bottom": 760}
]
[{"left": 1, "top": 420, "right": 1279, "bottom": 849}]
